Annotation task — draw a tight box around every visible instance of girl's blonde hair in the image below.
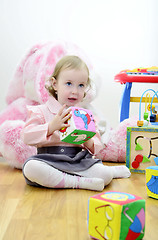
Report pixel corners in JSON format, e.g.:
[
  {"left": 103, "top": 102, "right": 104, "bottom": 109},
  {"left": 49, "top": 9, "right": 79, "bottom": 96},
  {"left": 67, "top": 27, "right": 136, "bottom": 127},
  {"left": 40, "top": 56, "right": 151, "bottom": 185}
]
[{"left": 45, "top": 55, "right": 91, "bottom": 99}]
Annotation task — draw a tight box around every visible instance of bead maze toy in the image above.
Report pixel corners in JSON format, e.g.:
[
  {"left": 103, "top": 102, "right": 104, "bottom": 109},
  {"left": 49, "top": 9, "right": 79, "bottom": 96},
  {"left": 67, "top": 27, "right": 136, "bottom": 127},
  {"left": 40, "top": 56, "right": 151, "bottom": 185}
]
[
  {"left": 115, "top": 67, "right": 158, "bottom": 173},
  {"left": 126, "top": 127, "right": 158, "bottom": 173},
  {"left": 59, "top": 107, "right": 96, "bottom": 144},
  {"left": 137, "top": 89, "right": 158, "bottom": 127},
  {"left": 146, "top": 166, "right": 158, "bottom": 199},
  {"left": 114, "top": 67, "right": 158, "bottom": 122},
  {"left": 126, "top": 89, "right": 158, "bottom": 173},
  {"left": 87, "top": 191, "right": 145, "bottom": 240}
]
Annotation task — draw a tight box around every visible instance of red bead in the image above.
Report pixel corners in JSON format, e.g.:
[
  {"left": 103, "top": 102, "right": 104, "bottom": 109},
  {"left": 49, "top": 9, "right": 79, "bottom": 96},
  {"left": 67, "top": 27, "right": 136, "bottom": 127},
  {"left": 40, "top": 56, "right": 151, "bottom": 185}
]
[
  {"left": 135, "top": 154, "right": 143, "bottom": 163},
  {"left": 132, "top": 160, "right": 140, "bottom": 169}
]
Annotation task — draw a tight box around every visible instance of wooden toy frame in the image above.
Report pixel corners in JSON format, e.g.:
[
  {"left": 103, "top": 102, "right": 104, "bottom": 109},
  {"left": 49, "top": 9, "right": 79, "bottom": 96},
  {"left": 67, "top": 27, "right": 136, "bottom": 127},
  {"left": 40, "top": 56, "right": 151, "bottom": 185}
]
[{"left": 126, "top": 127, "right": 158, "bottom": 173}]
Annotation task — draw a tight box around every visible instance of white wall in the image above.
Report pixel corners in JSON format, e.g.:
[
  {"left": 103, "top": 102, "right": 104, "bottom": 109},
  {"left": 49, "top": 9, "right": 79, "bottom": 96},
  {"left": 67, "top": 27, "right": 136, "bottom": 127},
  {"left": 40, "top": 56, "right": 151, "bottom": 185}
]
[{"left": 0, "top": 0, "right": 158, "bottom": 127}]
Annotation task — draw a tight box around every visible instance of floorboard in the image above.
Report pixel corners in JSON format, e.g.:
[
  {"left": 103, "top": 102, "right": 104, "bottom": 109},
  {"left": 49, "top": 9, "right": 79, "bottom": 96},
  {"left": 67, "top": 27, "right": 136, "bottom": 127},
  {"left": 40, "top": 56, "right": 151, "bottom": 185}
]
[{"left": 0, "top": 161, "right": 158, "bottom": 240}]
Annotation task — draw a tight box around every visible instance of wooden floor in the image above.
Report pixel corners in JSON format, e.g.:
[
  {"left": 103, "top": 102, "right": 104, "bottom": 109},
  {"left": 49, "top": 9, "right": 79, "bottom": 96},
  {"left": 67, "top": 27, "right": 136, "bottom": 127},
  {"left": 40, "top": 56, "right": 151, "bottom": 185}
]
[{"left": 0, "top": 160, "right": 158, "bottom": 240}]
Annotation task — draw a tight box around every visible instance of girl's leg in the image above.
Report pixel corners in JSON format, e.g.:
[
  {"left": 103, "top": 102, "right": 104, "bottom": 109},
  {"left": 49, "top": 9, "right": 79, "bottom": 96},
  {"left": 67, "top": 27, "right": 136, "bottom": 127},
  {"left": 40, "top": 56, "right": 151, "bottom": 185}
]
[
  {"left": 77, "top": 164, "right": 131, "bottom": 186},
  {"left": 23, "top": 160, "right": 104, "bottom": 191},
  {"left": 110, "top": 165, "right": 131, "bottom": 179}
]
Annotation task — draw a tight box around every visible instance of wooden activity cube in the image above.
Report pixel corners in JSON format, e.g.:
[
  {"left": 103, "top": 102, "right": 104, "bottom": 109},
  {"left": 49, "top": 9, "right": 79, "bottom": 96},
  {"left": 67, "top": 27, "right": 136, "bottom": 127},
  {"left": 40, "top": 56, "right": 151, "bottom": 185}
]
[
  {"left": 87, "top": 191, "right": 145, "bottom": 240},
  {"left": 126, "top": 127, "right": 158, "bottom": 173},
  {"left": 146, "top": 166, "right": 158, "bottom": 199},
  {"left": 59, "top": 107, "right": 96, "bottom": 144}
]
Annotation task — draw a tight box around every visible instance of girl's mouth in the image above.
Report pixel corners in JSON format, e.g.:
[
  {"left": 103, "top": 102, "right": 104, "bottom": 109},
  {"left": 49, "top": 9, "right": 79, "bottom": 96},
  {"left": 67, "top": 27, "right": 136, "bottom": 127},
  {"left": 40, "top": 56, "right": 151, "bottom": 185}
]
[{"left": 68, "top": 98, "right": 77, "bottom": 101}]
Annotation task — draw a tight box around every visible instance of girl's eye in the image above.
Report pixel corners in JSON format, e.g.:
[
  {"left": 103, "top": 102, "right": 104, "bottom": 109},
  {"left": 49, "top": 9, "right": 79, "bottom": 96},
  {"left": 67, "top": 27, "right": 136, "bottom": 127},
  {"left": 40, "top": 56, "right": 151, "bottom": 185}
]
[
  {"left": 66, "top": 82, "right": 72, "bottom": 86},
  {"left": 79, "top": 84, "right": 84, "bottom": 88}
]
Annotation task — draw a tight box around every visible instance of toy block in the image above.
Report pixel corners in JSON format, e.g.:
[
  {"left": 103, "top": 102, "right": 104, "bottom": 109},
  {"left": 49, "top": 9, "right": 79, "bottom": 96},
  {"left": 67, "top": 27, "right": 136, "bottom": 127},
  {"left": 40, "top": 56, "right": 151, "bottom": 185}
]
[
  {"left": 154, "top": 157, "right": 158, "bottom": 165},
  {"left": 87, "top": 191, "right": 145, "bottom": 240},
  {"left": 150, "top": 115, "right": 156, "bottom": 122},
  {"left": 126, "top": 127, "right": 158, "bottom": 173},
  {"left": 59, "top": 107, "right": 96, "bottom": 144},
  {"left": 146, "top": 166, "right": 158, "bottom": 199},
  {"left": 137, "top": 120, "right": 144, "bottom": 127}
]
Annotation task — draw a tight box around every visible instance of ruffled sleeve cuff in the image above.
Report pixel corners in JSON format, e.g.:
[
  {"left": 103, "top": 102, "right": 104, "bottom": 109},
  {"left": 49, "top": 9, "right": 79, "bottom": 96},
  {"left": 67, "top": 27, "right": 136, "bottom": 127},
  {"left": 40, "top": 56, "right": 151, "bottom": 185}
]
[{"left": 83, "top": 132, "right": 104, "bottom": 156}]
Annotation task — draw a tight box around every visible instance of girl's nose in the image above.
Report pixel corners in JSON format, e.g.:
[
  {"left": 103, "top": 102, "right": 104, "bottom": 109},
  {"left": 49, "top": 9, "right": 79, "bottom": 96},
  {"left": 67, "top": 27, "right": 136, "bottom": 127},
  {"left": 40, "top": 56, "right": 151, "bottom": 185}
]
[{"left": 72, "top": 86, "right": 78, "bottom": 94}]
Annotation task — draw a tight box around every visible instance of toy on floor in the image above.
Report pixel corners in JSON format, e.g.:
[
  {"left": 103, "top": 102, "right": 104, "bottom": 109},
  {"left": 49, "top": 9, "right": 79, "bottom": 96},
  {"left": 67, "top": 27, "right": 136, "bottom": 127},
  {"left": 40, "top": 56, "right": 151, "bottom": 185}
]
[
  {"left": 146, "top": 166, "right": 158, "bottom": 199},
  {"left": 126, "top": 89, "right": 158, "bottom": 173},
  {"left": 137, "top": 89, "right": 158, "bottom": 127},
  {"left": 87, "top": 191, "right": 145, "bottom": 240},
  {"left": 126, "top": 127, "right": 158, "bottom": 173},
  {"left": 59, "top": 107, "right": 96, "bottom": 144}
]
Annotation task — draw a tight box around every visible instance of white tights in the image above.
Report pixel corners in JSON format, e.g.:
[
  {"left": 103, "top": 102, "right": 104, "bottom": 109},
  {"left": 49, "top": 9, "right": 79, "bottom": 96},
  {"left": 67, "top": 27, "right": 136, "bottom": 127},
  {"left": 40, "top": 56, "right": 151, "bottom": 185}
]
[{"left": 23, "top": 160, "right": 131, "bottom": 191}]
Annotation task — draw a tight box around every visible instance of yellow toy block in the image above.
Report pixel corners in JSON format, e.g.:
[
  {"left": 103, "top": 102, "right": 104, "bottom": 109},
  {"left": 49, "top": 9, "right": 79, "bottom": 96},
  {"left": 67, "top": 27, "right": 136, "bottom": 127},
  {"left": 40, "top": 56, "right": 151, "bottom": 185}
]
[
  {"left": 146, "top": 166, "right": 158, "bottom": 199},
  {"left": 87, "top": 191, "right": 145, "bottom": 240}
]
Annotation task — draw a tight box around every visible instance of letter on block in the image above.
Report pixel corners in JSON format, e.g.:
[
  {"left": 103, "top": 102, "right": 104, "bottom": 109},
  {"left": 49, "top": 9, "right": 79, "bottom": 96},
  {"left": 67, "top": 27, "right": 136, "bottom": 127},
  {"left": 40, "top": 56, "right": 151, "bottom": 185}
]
[
  {"left": 87, "top": 191, "right": 145, "bottom": 240},
  {"left": 59, "top": 107, "right": 96, "bottom": 144}
]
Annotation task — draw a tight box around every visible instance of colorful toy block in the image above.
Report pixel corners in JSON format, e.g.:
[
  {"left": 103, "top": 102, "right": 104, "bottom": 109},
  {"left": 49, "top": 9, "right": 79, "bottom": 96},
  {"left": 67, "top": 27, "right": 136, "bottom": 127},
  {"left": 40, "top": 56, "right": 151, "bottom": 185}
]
[
  {"left": 59, "top": 107, "right": 96, "bottom": 144},
  {"left": 126, "top": 127, "right": 158, "bottom": 173},
  {"left": 87, "top": 191, "right": 145, "bottom": 240},
  {"left": 146, "top": 166, "right": 158, "bottom": 199}
]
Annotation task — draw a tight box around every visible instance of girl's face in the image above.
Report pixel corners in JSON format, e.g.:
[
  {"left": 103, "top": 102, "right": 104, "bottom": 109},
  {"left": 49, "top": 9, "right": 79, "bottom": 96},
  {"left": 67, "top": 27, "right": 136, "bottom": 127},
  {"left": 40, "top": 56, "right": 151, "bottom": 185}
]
[{"left": 52, "top": 68, "right": 88, "bottom": 107}]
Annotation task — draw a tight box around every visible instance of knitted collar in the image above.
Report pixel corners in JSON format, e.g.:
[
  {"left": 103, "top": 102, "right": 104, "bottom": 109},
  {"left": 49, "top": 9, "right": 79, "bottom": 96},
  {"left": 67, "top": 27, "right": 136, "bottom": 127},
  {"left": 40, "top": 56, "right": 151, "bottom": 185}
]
[{"left": 46, "top": 96, "right": 62, "bottom": 114}]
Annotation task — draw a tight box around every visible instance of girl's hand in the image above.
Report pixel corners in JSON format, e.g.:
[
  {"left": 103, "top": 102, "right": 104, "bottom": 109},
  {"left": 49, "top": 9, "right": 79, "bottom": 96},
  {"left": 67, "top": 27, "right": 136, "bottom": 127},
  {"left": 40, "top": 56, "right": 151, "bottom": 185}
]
[
  {"left": 47, "top": 104, "right": 72, "bottom": 136},
  {"left": 84, "top": 138, "right": 94, "bottom": 153}
]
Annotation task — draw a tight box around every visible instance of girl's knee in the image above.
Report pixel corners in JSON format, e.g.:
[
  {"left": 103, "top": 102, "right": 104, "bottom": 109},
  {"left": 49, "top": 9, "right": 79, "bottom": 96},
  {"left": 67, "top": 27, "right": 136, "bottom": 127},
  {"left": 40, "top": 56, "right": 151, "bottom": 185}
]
[
  {"left": 23, "top": 160, "right": 52, "bottom": 187},
  {"left": 93, "top": 164, "right": 113, "bottom": 186},
  {"left": 23, "top": 159, "right": 40, "bottom": 180}
]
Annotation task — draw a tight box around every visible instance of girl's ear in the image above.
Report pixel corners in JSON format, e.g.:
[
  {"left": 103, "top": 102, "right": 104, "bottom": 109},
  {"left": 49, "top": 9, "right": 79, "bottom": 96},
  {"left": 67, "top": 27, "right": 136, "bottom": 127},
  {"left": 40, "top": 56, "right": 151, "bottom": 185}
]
[{"left": 51, "top": 77, "right": 57, "bottom": 90}]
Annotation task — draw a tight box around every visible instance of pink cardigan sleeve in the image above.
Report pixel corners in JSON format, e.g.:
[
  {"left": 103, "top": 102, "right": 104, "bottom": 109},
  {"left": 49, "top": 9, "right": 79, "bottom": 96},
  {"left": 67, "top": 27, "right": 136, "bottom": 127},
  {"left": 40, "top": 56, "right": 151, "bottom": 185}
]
[
  {"left": 21, "top": 106, "right": 52, "bottom": 146},
  {"left": 21, "top": 105, "right": 104, "bottom": 155},
  {"left": 92, "top": 132, "right": 104, "bottom": 155}
]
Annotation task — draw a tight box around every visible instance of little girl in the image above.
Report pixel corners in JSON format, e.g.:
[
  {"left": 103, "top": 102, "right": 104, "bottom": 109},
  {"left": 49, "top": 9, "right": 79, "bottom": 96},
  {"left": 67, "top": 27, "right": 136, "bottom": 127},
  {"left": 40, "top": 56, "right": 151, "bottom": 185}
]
[{"left": 22, "top": 55, "right": 131, "bottom": 191}]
